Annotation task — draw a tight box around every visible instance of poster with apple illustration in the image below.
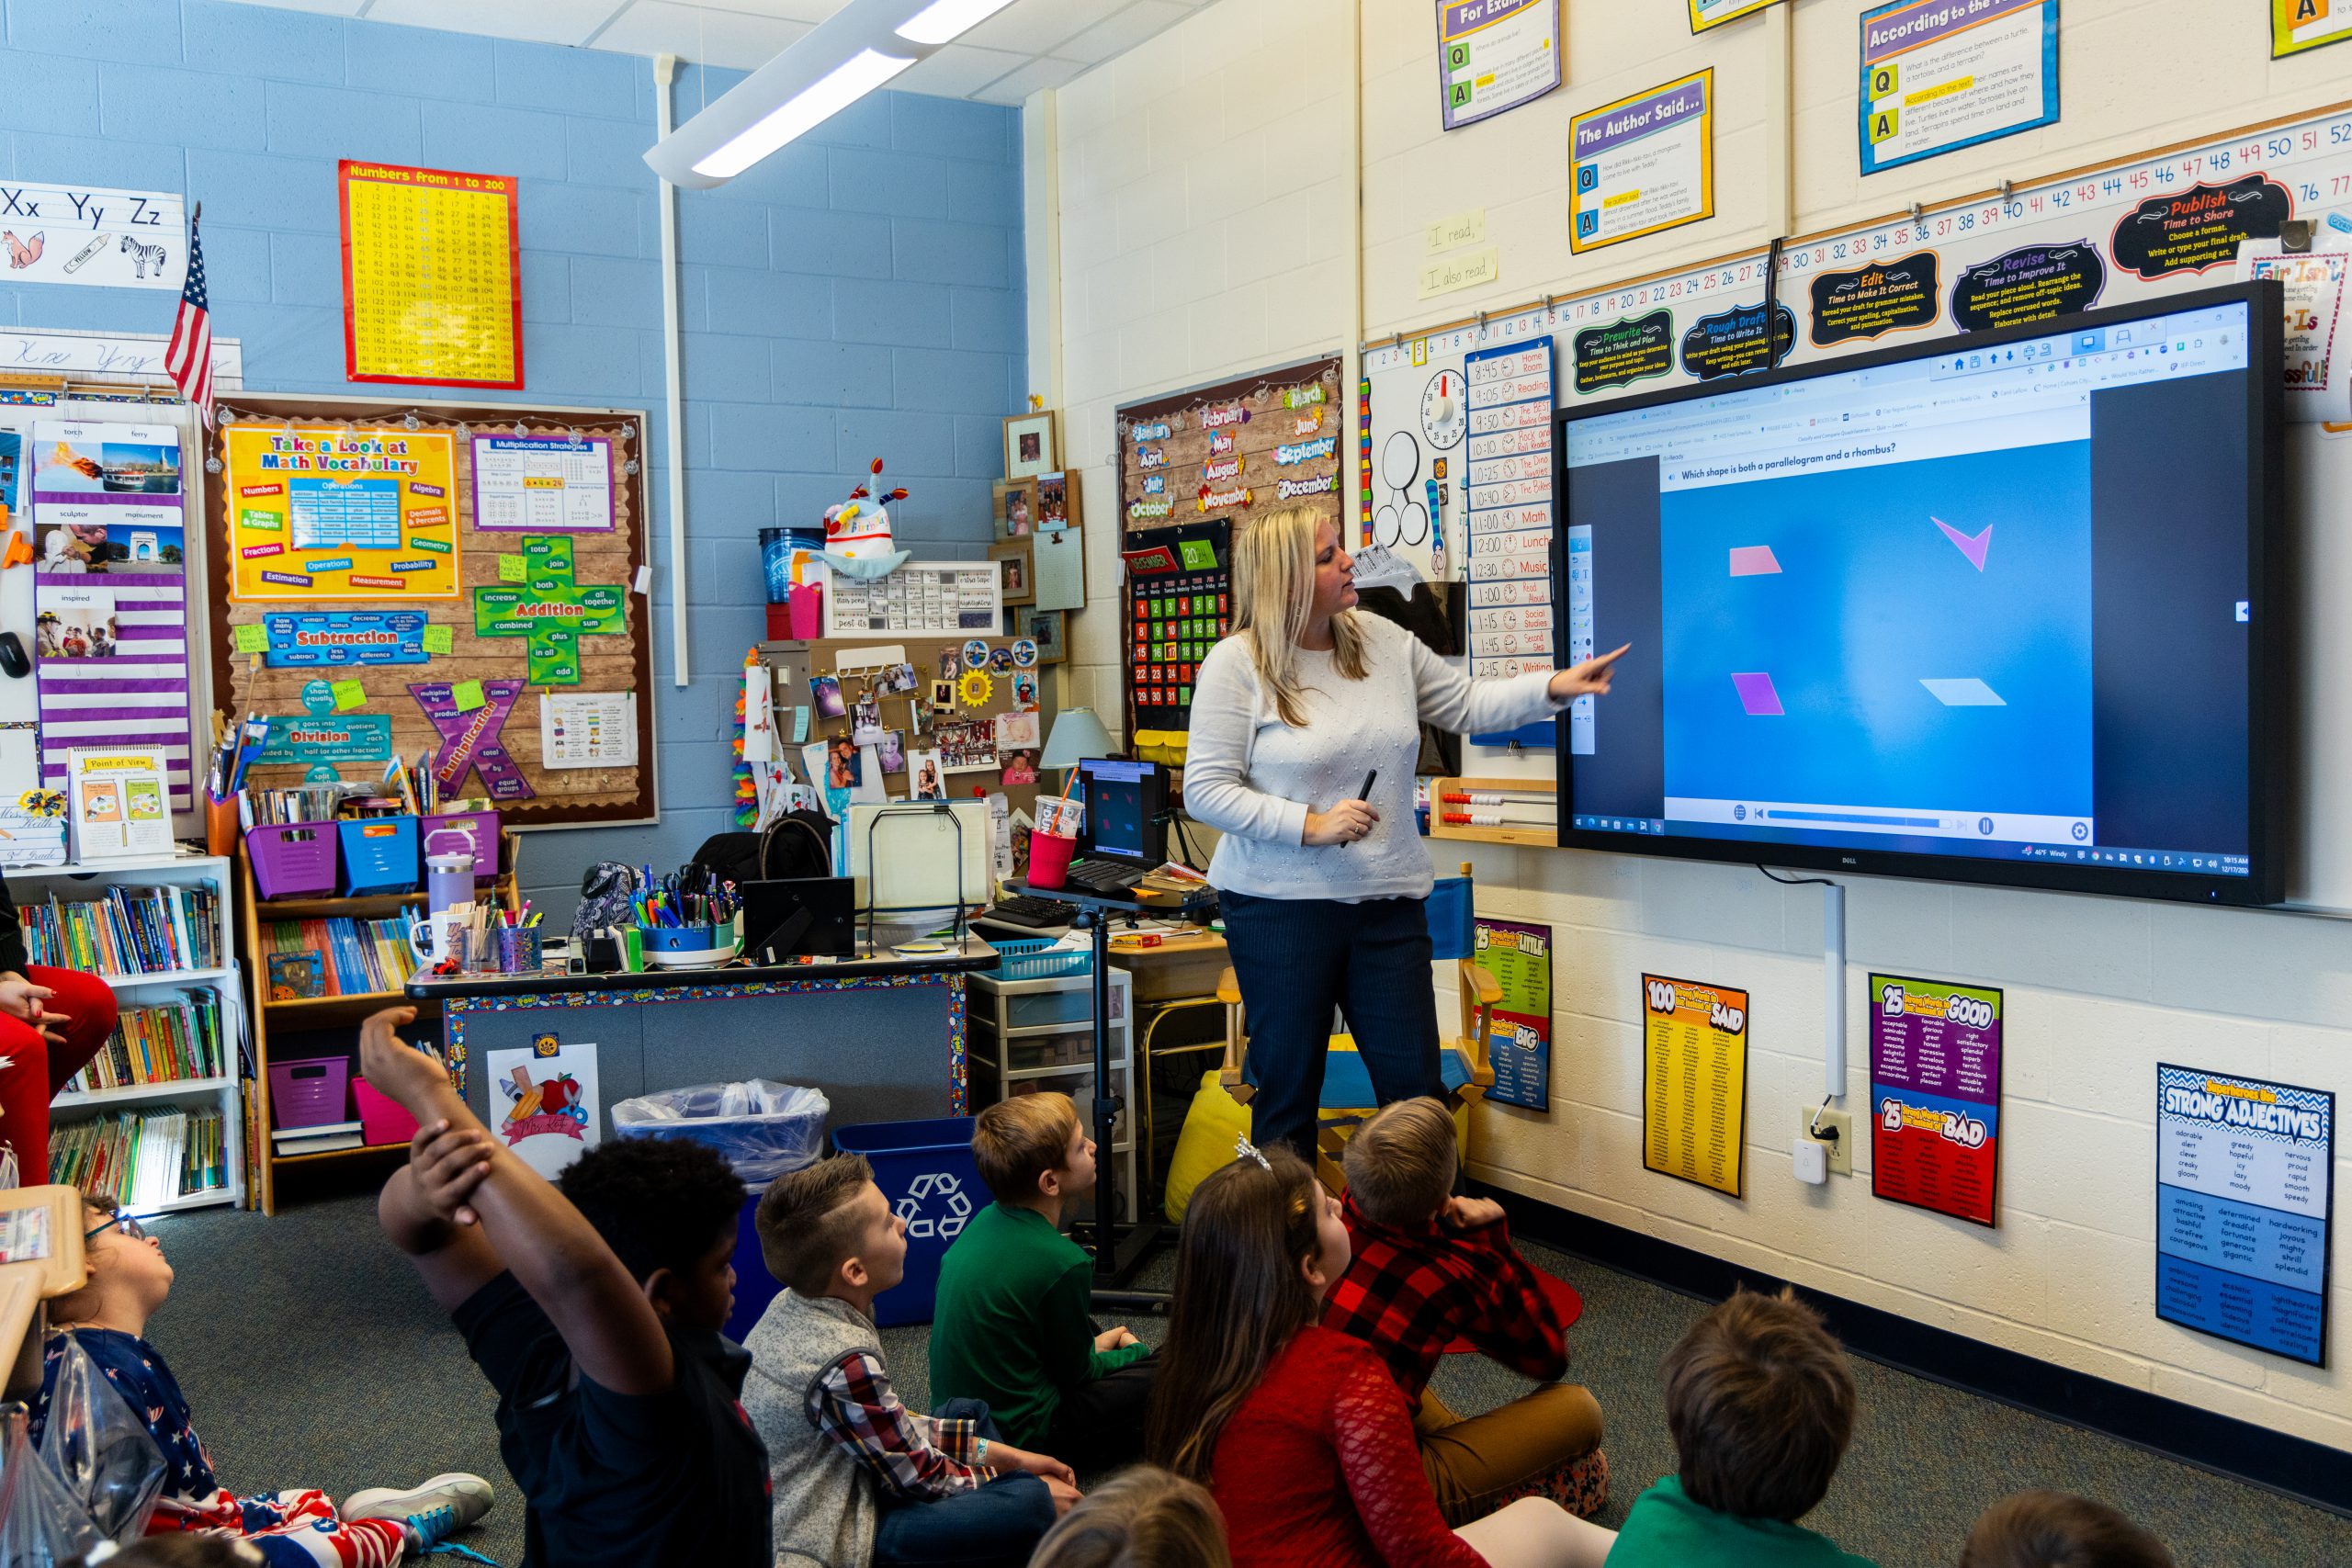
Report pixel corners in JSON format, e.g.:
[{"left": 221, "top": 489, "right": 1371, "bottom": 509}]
[{"left": 487, "top": 1042, "right": 601, "bottom": 1179}]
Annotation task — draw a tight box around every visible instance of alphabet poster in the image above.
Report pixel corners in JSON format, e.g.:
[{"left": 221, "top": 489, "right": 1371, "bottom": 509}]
[
  {"left": 2156, "top": 1065, "right": 2333, "bottom": 1366},
  {"left": 1642, "top": 973, "right": 1748, "bottom": 1197},
  {"left": 1869, "top": 974, "right": 2003, "bottom": 1226}
]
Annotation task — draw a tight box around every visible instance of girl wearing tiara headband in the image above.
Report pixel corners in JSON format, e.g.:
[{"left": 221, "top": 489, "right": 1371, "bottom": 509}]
[{"left": 1145, "top": 1145, "right": 1613, "bottom": 1568}]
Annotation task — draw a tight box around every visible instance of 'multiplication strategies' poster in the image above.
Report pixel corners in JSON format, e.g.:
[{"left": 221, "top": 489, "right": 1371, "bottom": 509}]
[{"left": 2156, "top": 1066, "right": 2334, "bottom": 1366}]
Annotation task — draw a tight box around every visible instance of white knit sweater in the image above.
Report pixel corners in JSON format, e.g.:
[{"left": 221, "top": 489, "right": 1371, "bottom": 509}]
[{"left": 1184, "top": 615, "right": 1560, "bottom": 901}]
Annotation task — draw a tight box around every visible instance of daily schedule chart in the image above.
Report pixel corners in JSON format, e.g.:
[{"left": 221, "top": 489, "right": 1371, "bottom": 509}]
[{"left": 2155, "top": 1066, "right": 2334, "bottom": 1365}]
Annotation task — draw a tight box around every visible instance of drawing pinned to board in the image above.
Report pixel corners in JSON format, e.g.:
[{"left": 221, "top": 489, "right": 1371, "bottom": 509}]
[{"left": 488, "top": 1043, "right": 599, "bottom": 1180}]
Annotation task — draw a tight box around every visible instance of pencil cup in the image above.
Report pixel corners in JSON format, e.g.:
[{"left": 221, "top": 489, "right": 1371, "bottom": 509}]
[{"left": 498, "top": 928, "right": 542, "bottom": 975}]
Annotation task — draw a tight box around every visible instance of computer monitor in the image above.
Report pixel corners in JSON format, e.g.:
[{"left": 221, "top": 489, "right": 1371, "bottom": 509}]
[{"left": 1079, "top": 759, "right": 1168, "bottom": 864}]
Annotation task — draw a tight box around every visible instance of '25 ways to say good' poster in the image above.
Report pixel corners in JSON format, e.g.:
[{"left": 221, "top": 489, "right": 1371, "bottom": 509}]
[{"left": 1869, "top": 974, "right": 2003, "bottom": 1226}]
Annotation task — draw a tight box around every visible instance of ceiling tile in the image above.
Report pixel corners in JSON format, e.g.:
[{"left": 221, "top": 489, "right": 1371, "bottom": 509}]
[
  {"left": 970, "top": 51, "right": 1085, "bottom": 105},
  {"left": 359, "top": 0, "right": 617, "bottom": 45},
  {"left": 592, "top": 0, "right": 813, "bottom": 67},
  {"left": 959, "top": 0, "right": 1122, "bottom": 57},
  {"left": 685, "top": 0, "right": 851, "bottom": 23},
  {"left": 238, "top": 0, "right": 368, "bottom": 13},
  {"left": 899, "top": 43, "right": 1035, "bottom": 98},
  {"left": 1052, "top": 0, "right": 1192, "bottom": 65}
]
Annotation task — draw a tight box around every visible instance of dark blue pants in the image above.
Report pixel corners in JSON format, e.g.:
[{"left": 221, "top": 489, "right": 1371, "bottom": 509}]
[
  {"left": 1219, "top": 890, "right": 1443, "bottom": 1162},
  {"left": 871, "top": 1399, "right": 1056, "bottom": 1568}
]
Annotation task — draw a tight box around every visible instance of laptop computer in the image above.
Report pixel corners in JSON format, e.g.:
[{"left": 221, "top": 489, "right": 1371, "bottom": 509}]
[
  {"left": 743, "top": 876, "right": 857, "bottom": 962},
  {"left": 1060, "top": 759, "right": 1169, "bottom": 897}
]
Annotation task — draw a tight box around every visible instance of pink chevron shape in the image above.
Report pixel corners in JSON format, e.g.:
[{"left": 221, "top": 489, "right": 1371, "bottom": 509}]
[
  {"left": 1728, "top": 545, "right": 1781, "bottom": 576},
  {"left": 1932, "top": 515, "right": 1992, "bottom": 571},
  {"left": 1730, "top": 672, "right": 1784, "bottom": 716}
]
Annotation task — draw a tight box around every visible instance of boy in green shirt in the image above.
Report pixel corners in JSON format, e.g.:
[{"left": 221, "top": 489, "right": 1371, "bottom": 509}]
[
  {"left": 928, "top": 1094, "right": 1155, "bottom": 1467},
  {"left": 1609, "top": 1287, "right": 1880, "bottom": 1568}
]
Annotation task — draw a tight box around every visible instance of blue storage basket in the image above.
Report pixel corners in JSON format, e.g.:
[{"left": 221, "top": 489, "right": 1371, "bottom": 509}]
[
  {"left": 338, "top": 816, "right": 419, "bottom": 896},
  {"left": 990, "top": 937, "right": 1092, "bottom": 981},
  {"left": 833, "top": 1117, "right": 986, "bottom": 1327}
]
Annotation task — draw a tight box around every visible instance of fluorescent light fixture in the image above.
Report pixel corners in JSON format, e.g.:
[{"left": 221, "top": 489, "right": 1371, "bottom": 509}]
[
  {"left": 696, "top": 48, "right": 915, "bottom": 179},
  {"left": 897, "top": 0, "right": 1021, "bottom": 44},
  {"left": 645, "top": 0, "right": 1031, "bottom": 189}
]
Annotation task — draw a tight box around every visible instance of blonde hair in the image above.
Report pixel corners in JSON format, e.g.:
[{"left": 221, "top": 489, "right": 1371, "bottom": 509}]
[
  {"left": 973, "top": 1091, "right": 1082, "bottom": 1201},
  {"left": 1231, "top": 507, "right": 1367, "bottom": 727},
  {"left": 1029, "top": 1465, "right": 1233, "bottom": 1568},
  {"left": 1342, "top": 1098, "right": 1457, "bottom": 1227}
]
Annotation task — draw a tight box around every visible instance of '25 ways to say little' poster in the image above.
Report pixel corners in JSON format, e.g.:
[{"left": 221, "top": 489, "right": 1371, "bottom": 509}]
[{"left": 1642, "top": 974, "right": 1747, "bottom": 1197}]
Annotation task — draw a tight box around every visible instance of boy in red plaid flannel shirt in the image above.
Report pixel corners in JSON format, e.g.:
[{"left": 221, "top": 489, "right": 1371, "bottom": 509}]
[{"left": 1321, "top": 1098, "right": 1607, "bottom": 1528}]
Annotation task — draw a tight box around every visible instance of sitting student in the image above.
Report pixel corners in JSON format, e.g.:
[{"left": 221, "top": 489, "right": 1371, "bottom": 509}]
[
  {"left": 744, "top": 1153, "right": 1075, "bottom": 1568},
  {"left": 1029, "top": 1465, "right": 1232, "bottom": 1568},
  {"left": 1147, "top": 1142, "right": 1614, "bottom": 1568},
  {"left": 363, "top": 1006, "right": 771, "bottom": 1568},
  {"left": 1322, "top": 1099, "right": 1606, "bottom": 1525},
  {"left": 1961, "top": 1492, "right": 2175, "bottom": 1568},
  {"left": 929, "top": 1094, "right": 1155, "bottom": 1464},
  {"left": 1608, "top": 1287, "right": 1876, "bottom": 1568},
  {"left": 31, "top": 1191, "right": 492, "bottom": 1565}
]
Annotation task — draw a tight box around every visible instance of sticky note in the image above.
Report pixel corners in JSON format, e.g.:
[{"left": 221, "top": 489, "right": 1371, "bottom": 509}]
[
  {"left": 499, "top": 555, "right": 527, "bottom": 583},
  {"left": 792, "top": 705, "right": 809, "bottom": 742},
  {"left": 231, "top": 623, "right": 267, "bottom": 654},
  {"left": 452, "top": 680, "right": 487, "bottom": 713},
  {"left": 634, "top": 564, "right": 652, "bottom": 594},
  {"left": 422, "top": 625, "right": 455, "bottom": 655},
  {"left": 331, "top": 678, "right": 367, "bottom": 713}
]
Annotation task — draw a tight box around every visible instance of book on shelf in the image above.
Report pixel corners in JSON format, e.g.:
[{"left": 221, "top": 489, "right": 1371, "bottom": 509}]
[
  {"left": 262, "top": 916, "right": 418, "bottom": 999},
  {"left": 273, "top": 1119, "right": 363, "bottom": 1156},
  {"left": 20, "top": 881, "right": 222, "bottom": 976},
  {"left": 62, "top": 987, "right": 228, "bottom": 1094},
  {"left": 51, "top": 1106, "right": 227, "bottom": 1206}
]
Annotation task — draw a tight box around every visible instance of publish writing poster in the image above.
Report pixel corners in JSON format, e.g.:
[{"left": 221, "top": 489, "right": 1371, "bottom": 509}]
[{"left": 1869, "top": 974, "right": 2002, "bottom": 1226}]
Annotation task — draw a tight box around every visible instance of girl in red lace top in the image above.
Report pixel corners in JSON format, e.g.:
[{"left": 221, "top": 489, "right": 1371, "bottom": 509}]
[{"left": 1144, "top": 1144, "right": 1613, "bottom": 1568}]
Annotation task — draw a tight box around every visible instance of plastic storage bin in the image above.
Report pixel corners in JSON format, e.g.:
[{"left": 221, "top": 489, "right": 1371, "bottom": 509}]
[
  {"left": 423, "top": 811, "right": 501, "bottom": 886},
  {"left": 353, "top": 1077, "right": 419, "bottom": 1146},
  {"left": 990, "top": 937, "right": 1092, "bottom": 982},
  {"left": 832, "top": 1117, "right": 986, "bottom": 1328},
  {"left": 269, "top": 1056, "right": 351, "bottom": 1130},
  {"left": 339, "top": 816, "right": 419, "bottom": 896},
  {"left": 248, "top": 824, "right": 339, "bottom": 901}
]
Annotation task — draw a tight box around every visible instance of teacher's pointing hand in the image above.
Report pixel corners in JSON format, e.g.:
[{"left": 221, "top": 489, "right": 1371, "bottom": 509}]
[{"left": 1549, "top": 642, "right": 1632, "bottom": 703}]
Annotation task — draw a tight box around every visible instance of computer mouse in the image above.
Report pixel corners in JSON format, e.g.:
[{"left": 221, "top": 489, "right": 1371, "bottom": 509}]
[{"left": 0, "top": 632, "right": 27, "bottom": 679}]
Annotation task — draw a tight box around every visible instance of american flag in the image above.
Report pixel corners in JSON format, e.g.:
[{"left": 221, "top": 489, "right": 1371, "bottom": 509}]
[{"left": 164, "top": 208, "right": 212, "bottom": 428}]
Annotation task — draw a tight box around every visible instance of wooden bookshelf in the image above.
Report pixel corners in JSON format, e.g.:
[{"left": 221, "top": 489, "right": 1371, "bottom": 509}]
[{"left": 238, "top": 835, "right": 519, "bottom": 1215}]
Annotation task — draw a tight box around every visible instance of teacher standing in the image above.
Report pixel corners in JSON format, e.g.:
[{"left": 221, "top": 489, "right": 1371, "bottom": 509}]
[{"left": 1185, "top": 509, "right": 1626, "bottom": 1161}]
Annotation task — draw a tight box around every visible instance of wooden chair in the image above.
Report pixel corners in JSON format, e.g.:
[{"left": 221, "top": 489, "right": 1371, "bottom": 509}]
[{"left": 1216, "top": 863, "right": 1498, "bottom": 1189}]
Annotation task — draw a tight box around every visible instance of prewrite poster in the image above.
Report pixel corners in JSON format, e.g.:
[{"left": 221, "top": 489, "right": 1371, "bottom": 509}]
[
  {"left": 2155, "top": 1065, "right": 2333, "bottom": 1366},
  {"left": 1474, "top": 918, "right": 1552, "bottom": 1110},
  {"left": 1860, "top": 0, "right": 2060, "bottom": 176},
  {"left": 1869, "top": 974, "right": 2002, "bottom": 1226},
  {"left": 1642, "top": 973, "right": 1747, "bottom": 1196}
]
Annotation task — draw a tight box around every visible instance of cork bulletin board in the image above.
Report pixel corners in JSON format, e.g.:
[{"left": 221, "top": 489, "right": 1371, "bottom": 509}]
[{"left": 203, "top": 392, "right": 656, "bottom": 827}]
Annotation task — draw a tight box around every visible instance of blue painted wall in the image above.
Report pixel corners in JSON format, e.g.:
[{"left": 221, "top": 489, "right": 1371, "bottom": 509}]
[{"left": 0, "top": 0, "right": 1026, "bottom": 918}]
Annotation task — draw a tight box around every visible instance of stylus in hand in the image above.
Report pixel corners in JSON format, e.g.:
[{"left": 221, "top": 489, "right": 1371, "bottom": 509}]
[{"left": 1342, "top": 769, "right": 1377, "bottom": 850}]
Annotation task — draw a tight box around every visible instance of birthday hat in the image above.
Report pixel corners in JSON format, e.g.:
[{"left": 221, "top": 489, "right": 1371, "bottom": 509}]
[{"left": 820, "top": 457, "right": 912, "bottom": 581}]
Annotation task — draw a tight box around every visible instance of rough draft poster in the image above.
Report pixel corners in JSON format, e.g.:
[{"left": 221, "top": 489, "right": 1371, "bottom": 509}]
[
  {"left": 1642, "top": 973, "right": 1747, "bottom": 1197},
  {"left": 2156, "top": 1065, "right": 2333, "bottom": 1366},
  {"left": 1473, "top": 918, "right": 1552, "bottom": 1109},
  {"left": 339, "top": 161, "right": 523, "bottom": 389},
  {"left": 1869, "top": 974, "right": 2002, "bottom": 1226}
]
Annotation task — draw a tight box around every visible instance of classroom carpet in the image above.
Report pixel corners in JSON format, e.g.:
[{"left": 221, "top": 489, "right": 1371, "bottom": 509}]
[{"left": 154, "top": 1178, "right": 2351, "bottom": 1568}]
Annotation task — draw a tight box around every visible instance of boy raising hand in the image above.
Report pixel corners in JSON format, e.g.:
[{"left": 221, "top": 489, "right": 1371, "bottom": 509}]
[{"left": 364, "top": 1008, "right": 771, "bottom": 1568}]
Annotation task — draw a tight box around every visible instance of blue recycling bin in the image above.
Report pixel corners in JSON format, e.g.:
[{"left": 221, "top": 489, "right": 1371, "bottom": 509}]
[{"left": 832, "top": 1117, "right": 985, "bottom": 1328}]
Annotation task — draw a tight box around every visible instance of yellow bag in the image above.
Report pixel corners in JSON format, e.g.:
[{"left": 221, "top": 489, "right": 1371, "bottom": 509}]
[{"left": 1160, "top": 1061, "right": 1472, "bottom": 1224}]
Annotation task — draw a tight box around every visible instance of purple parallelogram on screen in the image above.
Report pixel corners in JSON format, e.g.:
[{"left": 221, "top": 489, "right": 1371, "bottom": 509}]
[
  {"left": 1730, "top": 672, "right": 1784, "bottom": 716},
  {"left": 1728, "top": 545, "right": 1781, "bottom": 576}
]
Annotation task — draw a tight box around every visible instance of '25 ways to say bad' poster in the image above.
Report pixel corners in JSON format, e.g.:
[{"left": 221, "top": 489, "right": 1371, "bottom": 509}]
[{"left": 1869, "top": 974, "right": 2003, "bottom": 1226}]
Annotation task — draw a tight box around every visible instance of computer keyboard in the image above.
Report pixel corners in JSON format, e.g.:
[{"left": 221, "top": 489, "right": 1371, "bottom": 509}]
[
  {"left": 985, "top": 894, "right": 1080, "bottom": 929},
  {"left": 1064, "top": 860, "right": 1147, "bottom": 895}
]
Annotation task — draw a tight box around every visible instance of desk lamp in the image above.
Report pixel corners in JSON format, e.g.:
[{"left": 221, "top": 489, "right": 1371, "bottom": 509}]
[{"left": 1040, "top": 706, "right": 1114, "bottom": 795}]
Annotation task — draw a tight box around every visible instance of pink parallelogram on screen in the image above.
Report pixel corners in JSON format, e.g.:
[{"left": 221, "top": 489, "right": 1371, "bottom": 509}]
[
  {"left": 1728, "top": 546, "right": 1781, "bottom": 577},
  {"left": 1730, "top": 672, "right": 1785, "bottom": 716}
]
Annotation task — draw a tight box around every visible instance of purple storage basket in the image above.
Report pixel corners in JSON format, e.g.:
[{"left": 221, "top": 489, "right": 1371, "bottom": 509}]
[
  {"left": 269, "top": 1055, "right": 351, "bottom": 1130},
  {"left": 248, "top": 823, "right": 339, "bottom": 901},
  {"left": 423, "top": 810, "right": 501, "bottom": 886}
]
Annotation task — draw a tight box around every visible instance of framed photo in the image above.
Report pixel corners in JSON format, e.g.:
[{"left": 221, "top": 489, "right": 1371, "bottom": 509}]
[
  {"left": 1026, "top": 608, "right": 1067, "bottom": 665},
  {"left": 990, "top": 539, "right": 1035, "bottom": 606},
  {"left": 993, "top": 478, "right": 1037, "bottom": 539},
  {"left": 1035, "top": 469, "right": 1079, "bottom": 533},
  {"left": 1003, "top": 411, "right": 1058, "bottom": 480}
]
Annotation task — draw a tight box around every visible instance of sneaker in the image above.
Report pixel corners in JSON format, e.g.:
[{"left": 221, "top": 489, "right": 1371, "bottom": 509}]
[{"left": 345, "top": 1472, "right": 494, "bottom": 1556}]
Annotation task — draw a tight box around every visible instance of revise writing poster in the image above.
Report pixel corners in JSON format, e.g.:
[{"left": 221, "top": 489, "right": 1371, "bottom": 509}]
[
  {"left": 1642, "top": 974, "right": 1747, "bottom": 1197},
  {"left": 2155, "top": 1066, "right": 2333, "bottom": 1366},
  {"left": 1473, "top": 919, "right": 1552, "bottom": 1110},
  {"left": 1869, "top": 974, "right": 2002, "bottom": 1226}
]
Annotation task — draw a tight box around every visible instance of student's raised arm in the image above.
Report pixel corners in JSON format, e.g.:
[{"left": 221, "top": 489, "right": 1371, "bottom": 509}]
[{"left": 361, "top": 1007, "right": 676, "bottom": 1396}]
